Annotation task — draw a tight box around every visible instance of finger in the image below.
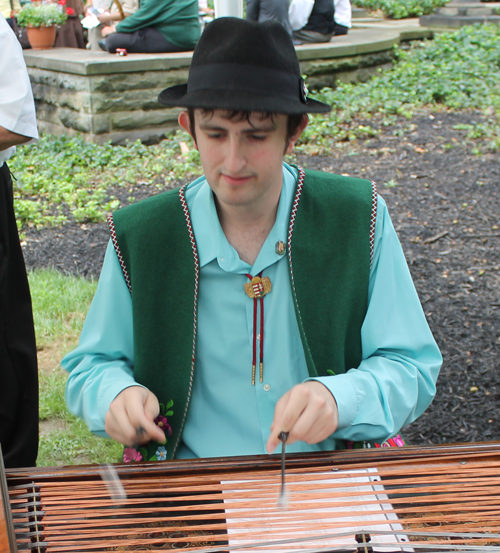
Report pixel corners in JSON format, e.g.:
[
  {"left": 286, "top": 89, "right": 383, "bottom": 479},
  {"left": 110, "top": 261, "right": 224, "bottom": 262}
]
[
  {"left": 124, "top": 396, "right": 165, "bottom": 445},
  {"left": 266, "top": 389, "right": 306, "bottom": 453},
  {"left": 105, "top": 387, "right": 163, "bottom": 446},
  {"left": 143, "top": 392, "right": 166, "bottom": 443},
  {"left": 105, "top": 401, "right": 143, "bottom": 446},
  {"left": 287, "top": 385, "right": 338, "bottom": 444}
]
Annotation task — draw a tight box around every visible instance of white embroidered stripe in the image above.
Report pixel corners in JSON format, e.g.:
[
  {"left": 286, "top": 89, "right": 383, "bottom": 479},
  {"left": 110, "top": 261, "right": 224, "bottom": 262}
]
[
  {"left": 174, "top": 183, "right": 201, "bottom": 458},
  {"left": 369, "top": 181, "right": 378, "bottom": 269},
  {"left": 107, "top": 213, "right": 132, "bottom": 295}
]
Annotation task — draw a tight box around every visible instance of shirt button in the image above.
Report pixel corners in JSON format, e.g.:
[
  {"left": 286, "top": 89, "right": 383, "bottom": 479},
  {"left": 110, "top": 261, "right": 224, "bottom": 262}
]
[
  {"left": 263, "top": 384, "right": 271, "bottom": 392},
  {"left": 257, "top": 333, "right": 261, "bottom": 341}
]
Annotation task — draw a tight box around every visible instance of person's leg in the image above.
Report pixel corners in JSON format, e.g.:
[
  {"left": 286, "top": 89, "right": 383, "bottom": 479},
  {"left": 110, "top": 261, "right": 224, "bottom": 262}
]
[
  {"left": 292, "top": 28, "right": 333, "bottom": 43},
  {"left": 333, "top": 23, "right": 348, "bottom": 35},
  {"left": 105, "top": 27, "right": 185, "bottom": 53},
  {"left": 258, "top": 0, "right": 292, "bottom": 36},
  {"left": 0, "top": 163, "right": 38, "bottom": 469},
  {"left": 246, "top": 0, "right": 260, "bottom": 21},
  {"left": 88, "top": 24, "right": 104, "bottom": 51}
]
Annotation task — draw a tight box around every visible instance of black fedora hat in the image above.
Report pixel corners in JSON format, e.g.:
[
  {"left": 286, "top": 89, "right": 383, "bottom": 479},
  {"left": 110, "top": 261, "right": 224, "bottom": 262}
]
[{"left": 158, "top": 17, "right": 331, "bottom": 114}]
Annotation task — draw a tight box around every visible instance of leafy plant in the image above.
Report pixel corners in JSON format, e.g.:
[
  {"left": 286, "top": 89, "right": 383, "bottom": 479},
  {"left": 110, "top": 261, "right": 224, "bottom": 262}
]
[
  {"left": 10, "top": 132, "right": 202, "bottom": 231},
  {"left": 10, "top": 26, "right": 500, "bottom": 231},
  {"left": 299, "top": 24, "right": 500, "bottom": 152},
  {"left": 17, "top": 1, "right": 68, "bottom": 27},
  {"left": 352, "top": 0, "right": 447, "bottom": 19}
]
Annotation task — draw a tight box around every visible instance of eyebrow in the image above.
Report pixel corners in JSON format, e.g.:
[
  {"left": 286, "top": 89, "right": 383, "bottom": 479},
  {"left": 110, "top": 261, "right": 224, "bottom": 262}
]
[{"left": 198, "top": 122, "right": 278, "bottom": 134}]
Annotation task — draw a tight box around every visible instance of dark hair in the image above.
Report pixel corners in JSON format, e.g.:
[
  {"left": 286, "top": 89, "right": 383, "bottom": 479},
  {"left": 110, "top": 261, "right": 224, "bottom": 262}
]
[{"left": 186, "top": 108, "right": 305, "bottom": 151}]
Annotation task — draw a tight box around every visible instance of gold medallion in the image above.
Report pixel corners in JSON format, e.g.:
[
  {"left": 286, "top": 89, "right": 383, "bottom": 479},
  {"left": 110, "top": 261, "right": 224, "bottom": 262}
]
[{"left": 244, "top": 276, "right": 272, "bottom": 299}]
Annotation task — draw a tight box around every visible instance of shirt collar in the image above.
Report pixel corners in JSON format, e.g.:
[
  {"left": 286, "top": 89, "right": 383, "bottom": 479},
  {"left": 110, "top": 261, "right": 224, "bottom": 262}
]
[{"left": 186, "top": 163, "right": 299, "bottom": 274}]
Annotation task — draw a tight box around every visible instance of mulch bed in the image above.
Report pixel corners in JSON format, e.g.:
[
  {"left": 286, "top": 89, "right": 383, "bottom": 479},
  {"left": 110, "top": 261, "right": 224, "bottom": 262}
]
[{"left": 22, "top": 109, "right": 500, "bottom": 446}]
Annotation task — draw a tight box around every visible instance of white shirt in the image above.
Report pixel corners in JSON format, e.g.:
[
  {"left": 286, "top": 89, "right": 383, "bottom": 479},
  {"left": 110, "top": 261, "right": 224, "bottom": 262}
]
[
  {"left": 0, "top": 14, "right": 38, "bottom": 167},
  {"left": 334, "top": 0, "right": 351, "bottom": 28}
]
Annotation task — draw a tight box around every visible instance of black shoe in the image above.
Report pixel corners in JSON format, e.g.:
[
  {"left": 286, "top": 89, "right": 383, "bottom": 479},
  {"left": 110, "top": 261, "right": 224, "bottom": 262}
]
[{"left": 98, "top": 39, "right": 108, "bottom": 52}]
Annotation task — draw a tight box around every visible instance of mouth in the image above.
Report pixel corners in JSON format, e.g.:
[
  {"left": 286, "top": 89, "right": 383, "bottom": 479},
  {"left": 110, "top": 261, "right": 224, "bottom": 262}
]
[{"left": 222, "top": 174, "right": 253, "bottom": 186}]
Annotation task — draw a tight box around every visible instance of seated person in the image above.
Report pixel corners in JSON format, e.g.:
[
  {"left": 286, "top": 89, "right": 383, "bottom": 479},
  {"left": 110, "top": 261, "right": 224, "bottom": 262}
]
[
  {"left": 293, "top": 0, "right": 352, "bottom": 44},
  {"left": 85, "top": 0, "right": 138, "bottom": 51},
  {"left": 62, "top": 17, "right": 441, "bottom": 463},
  {"left": 54, "top": 0, "right": 86, "bottom": 49},
  {"left": 100, "top": 0, "right": 200, "bottom": 54},
  {"left": 246, "top": 0, "right": 292, "bottom": 37}
]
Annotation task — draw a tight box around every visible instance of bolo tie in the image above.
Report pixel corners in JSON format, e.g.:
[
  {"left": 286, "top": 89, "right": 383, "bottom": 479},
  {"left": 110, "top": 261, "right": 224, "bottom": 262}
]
[
  {"left": 244, "top": 271, "right": 271, "bottom": 385},
  {"left": 243, "top": 240, "right": 286, "bottom": 385}
]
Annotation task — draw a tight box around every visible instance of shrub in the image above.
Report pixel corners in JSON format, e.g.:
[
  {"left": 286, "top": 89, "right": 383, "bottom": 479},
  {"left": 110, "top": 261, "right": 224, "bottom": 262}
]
[
  {"left": 352, "top": 0, "right": 447, "bottom": 19},
  {"left": 17, "top": 1, "right": 68, "bottom": 27}
]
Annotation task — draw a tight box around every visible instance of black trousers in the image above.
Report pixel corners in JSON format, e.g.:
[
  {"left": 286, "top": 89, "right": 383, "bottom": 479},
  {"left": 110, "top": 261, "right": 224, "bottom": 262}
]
[
  {"left": 246, "top": 0, "right": 293, "bottom": 37},
  {"left": 105, "top": 27, "right": 186, "bottom": 54},
  {"left": 0, "top": 163, "right": 38, "bottom": 468}
]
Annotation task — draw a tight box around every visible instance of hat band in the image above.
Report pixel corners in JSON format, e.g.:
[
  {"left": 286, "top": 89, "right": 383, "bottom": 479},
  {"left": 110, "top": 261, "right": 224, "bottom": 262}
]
[{"left": 187, "top": 64, "right": 300, "bottom": 103}]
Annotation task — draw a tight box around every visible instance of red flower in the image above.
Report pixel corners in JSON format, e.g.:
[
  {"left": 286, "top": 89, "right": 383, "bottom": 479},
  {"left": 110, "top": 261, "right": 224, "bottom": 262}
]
[
  {"left": 155, "top": 415, "right": 173, "bottom": 437},
  {"left": 66, "top": 7, "right": 75, "bottom": 15},
  {"left": 58, "top": 0, "right": 67, "bottom": 5}
]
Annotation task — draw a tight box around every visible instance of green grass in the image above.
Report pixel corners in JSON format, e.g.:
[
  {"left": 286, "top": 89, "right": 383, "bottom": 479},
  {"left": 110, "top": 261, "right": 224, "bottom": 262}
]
[
  {"left": 29, "top": 269, "right": 123, "bottom": 466},
  {"left": 11, "top": 131, "right": 202, "bottom": 231},
  {"left": 30, "top": 268, "right": 97, "bottom": 345}
]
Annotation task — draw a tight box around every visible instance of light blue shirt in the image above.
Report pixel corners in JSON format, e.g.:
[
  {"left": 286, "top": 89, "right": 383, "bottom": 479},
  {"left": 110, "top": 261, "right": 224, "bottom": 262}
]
[{"left": 63, "top": 164, "right": 442, "bottom": 459}]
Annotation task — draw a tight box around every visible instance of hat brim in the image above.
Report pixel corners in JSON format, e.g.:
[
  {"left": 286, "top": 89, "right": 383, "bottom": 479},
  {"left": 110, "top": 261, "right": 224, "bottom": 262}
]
[{"left": 158, "top": 84, "right": 331, "bottom": 114}]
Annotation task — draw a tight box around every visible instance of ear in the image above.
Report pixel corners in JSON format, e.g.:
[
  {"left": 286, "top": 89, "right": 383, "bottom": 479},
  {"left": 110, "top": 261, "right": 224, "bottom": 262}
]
[
  {"left": 178, "top": 111, "right": 198, "bottom": 149},
  {"left": 285, "top": 114, "right": 309, "bottom": 156}
]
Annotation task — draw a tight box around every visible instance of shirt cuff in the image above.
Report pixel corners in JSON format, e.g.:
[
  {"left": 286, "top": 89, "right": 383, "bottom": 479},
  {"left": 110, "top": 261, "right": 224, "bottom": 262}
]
[{"left": 306, "top": 374, "right": 359, "bottom": 431}]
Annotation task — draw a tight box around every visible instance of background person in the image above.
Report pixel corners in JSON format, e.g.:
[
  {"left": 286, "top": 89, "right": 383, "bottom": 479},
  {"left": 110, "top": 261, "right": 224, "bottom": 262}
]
[
  {"left": 84, "top": 0, "right": 139, "bottom": 51},
  {"left": 0, "top": 14, "right": 39, "bottom": 469},
  {"left": 54, "top": 0, "right": 86, "bottom": 48},
  {"left": 100, "top": 0, "right": 200, "bottom": 54}
]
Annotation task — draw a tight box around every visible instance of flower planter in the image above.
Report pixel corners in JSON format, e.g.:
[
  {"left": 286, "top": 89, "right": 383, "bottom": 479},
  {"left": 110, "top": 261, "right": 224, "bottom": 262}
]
[{"left": 27, "top": 25, "right": 57, "bottom": 50}]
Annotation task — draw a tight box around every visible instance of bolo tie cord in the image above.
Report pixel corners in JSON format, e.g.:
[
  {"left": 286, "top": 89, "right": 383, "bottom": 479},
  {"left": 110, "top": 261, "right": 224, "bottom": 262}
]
[{"left": 246, "top": 271, "right": 266, "bottom": 385}]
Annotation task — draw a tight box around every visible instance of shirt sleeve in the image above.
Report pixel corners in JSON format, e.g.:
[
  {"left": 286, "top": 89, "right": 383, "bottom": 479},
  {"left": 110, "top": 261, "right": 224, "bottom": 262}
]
[
  {"left": 62, "top": 240, "right": 143, "bottom": 436},
  {"left": 0, "top": 18, "right": 38, "bottom": 140},
  {"left": 311, "top": 195, "right": 442, "bottom": 443},
  {"left": 333, "top": 0, "right": 352, "bottom": 28}
]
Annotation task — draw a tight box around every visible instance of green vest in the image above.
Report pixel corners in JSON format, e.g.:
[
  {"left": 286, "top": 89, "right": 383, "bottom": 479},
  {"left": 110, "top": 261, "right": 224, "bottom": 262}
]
[{"left": 110, "top": 168, "right": 375, "bottom": 460}]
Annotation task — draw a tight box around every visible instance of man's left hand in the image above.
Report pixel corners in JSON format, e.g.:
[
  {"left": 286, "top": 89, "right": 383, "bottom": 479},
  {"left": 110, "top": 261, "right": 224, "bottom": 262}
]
[{"left": 266, "top": 381, "right": 338, "bottom": 453}]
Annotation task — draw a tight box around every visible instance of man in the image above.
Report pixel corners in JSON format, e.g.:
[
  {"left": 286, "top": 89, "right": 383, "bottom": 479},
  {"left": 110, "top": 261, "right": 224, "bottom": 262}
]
[
  {"left": 0, "top": 13, "right": 39, "bottom": 468},
  {"left": 63, "top": 17, "right": 441, "bottom": 463}
]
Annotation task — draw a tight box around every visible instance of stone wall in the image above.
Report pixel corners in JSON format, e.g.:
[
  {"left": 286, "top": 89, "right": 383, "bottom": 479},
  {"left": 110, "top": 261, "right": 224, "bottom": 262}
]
[{"left": 24, "top": 25, "right": 433, "bottom": 144}]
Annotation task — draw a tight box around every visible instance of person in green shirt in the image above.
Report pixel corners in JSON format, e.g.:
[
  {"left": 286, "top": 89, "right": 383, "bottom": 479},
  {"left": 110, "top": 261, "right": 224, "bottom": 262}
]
[{"left": 100, "top": 0, "right": 200, "bottom": 53}]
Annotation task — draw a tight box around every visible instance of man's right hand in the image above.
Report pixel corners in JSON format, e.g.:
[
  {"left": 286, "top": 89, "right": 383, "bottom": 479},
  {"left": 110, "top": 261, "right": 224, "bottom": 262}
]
[{"left": 104, "top": 386, "right": 166, "bottom": 446}]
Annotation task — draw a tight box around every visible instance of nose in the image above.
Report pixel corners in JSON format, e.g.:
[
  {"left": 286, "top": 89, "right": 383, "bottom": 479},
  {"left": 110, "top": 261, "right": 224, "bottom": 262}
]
[{"left": 224, "top": 135, "right": 246, "bottom": 174}]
